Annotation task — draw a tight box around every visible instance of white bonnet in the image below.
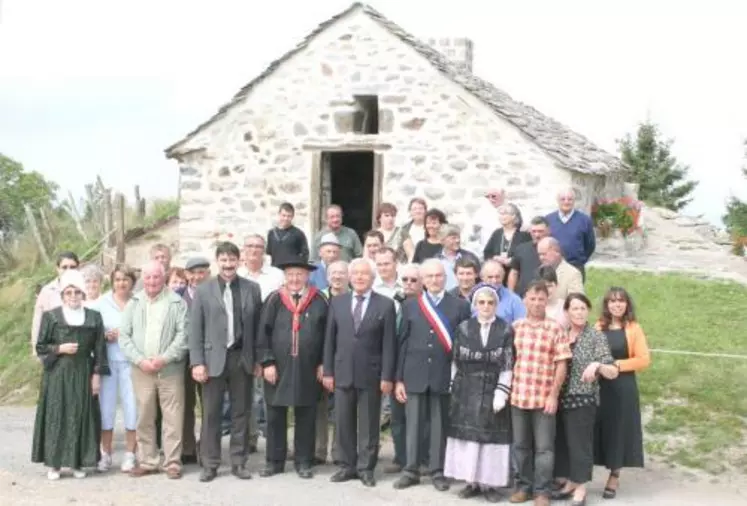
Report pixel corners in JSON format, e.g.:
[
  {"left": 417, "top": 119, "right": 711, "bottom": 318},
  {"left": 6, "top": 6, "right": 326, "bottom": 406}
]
[{"left": 59, "top": 269, "right": 86, "bottom": 295}]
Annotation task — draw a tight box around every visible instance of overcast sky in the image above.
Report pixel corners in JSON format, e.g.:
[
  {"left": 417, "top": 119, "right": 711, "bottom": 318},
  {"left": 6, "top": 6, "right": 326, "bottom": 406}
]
[{"left": 1, "top": 0, "right": 745, "bottom": 225}]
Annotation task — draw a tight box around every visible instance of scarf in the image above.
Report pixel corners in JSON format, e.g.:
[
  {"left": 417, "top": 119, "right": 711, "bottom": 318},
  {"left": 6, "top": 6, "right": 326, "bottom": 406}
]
[{"left": 277, "top": 286, "right": 319, "bottom": 357}]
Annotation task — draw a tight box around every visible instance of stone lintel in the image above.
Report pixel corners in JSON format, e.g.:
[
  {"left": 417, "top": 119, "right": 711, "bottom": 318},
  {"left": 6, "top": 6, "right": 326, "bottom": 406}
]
[{"left": 302, "top": 137, "right": 392, "bottom": 151}]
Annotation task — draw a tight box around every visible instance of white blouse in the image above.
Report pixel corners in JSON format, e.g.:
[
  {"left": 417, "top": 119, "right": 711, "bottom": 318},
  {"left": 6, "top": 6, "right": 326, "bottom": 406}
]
[{"left": 62, "top": 306, "right": 85, "bottom": 326}]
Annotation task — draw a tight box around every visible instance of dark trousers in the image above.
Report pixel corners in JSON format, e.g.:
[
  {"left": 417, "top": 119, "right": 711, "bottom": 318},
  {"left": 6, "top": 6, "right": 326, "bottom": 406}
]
[
  {"left": 391, "top": 397, "right": 430, "bottom": 467},
  {"left": 155, "top": 403, "right": 162, "bottom": 449},
  {"left": 334, "top": 386, "right": 381, "bottom": 472},
  {"left": 183, "top": 362, "right": 200, "bottom": 457},
  {"left": 200, "top": 349, "right": 252, "bottom": 469},
  {"left": 555, "top": 405, "right": 596, "bottom": 484},
  {"left": 403, "top": 391, "right": 448, "bottom": 477},
  {"left": 512, "top": 407, "right": 556, "bottom": 497},
  {"left": 266, "top": 404, "right": 317, "bottom": 469}
]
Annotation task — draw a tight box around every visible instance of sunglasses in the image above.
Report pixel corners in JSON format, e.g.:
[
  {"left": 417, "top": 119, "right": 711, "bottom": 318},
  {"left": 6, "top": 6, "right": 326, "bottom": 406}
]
[
  {"left": 401, "top": 277, "right": 418, "bottom": 283},
  {"left": 476, "top": 300, "right": 496, "bottom": 306}
]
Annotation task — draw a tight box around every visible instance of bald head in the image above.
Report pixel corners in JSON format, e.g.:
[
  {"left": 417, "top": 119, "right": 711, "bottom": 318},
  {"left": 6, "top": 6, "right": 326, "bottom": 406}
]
[
  {"left": 141, "top": 260, "right": 166, "bottom": 297},
  {"left": 421, "top": 258, "right": 446, "bottom": 294},
  {"left": 480, "top": 259, "right": 505, "bottom": 286},
  {"left": 537, "top": 237, "right": 563, "bottom": 267}
]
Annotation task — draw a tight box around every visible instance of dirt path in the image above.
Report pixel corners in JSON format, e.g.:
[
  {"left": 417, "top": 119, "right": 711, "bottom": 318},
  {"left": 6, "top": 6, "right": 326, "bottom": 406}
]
[{"left": 0, "top": 407, "right": 744, "bottom": 506}]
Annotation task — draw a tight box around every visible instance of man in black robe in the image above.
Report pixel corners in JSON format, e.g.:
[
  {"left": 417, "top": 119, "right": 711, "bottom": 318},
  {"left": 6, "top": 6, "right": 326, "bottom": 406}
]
[{"left": 257, "top": 254, "right": 328, "bottom": 479}]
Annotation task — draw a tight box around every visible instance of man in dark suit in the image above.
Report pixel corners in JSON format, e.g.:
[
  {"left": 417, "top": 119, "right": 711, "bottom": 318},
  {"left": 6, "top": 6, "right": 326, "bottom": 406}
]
[
  {"left": 322, "top": 258, "right": 397, "bottom": 487},
  {"left": 188, "top": 242, "right": 263, "bottom": 482},
  {"left": 393, "top": 258, "right": 471, "bottom": 492}
]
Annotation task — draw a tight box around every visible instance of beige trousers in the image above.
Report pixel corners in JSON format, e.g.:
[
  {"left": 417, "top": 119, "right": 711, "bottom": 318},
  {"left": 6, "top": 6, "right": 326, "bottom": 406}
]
[
  {"left": 315, "top": 391, "right": 338, "bottom": 462},
  {"left": 131, "top": 366, "right": 185, "bottom": 470}
]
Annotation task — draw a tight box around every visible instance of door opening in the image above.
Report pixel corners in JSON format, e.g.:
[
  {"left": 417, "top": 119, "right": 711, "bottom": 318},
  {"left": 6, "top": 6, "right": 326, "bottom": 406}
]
[{"left": 324, "top": 151, "right": 375, "bottom": 243}]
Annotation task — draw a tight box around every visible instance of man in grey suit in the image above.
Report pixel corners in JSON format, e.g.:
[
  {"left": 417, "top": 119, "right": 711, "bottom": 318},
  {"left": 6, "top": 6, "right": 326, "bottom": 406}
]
[
  {"left": 323, "top": 258, "right": 397, "bottom": 487},
  {"left": 189, "top": 242, "right": 263, "bottom": 482}
]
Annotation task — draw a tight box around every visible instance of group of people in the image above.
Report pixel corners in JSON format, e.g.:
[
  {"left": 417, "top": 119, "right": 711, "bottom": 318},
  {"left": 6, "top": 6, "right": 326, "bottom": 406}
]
[{"left": 30, "top": 187, "right": 651, "bottom": 506}]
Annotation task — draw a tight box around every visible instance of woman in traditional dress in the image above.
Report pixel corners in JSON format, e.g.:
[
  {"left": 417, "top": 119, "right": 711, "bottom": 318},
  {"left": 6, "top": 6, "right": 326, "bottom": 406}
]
[
  {"left": 92, "top": 264, "right": 138, "bottom": 473},
  {"left": 32, "top": 269, "right": 108, "bottom": 480},
  {"left": 443, "top": 285, "right": 513, "bottom": 503},
  {"left": 375, "top": 202, "right": 414, "bottom": 263},
  {"left": 594, "top": 287, "right": 650, "bottom": 499},
  {"left": 553, "top": 293, "right": 618, "bottom": 506}
]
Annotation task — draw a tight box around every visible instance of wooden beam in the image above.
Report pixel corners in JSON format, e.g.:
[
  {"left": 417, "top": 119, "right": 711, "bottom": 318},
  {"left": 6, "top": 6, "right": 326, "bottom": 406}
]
[
  {"left": 114, "top": 192, "right": 126, "bottom": 263},
  {"left": 24, "top": 204, "right": 49, "bottom": 264}
]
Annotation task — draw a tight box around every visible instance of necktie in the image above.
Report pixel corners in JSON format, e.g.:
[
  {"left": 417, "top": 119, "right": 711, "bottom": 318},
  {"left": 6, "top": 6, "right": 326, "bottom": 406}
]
[
  {"left": 352, "top": 294, "right": 365, "bottom": 332},
  {"left": 224, "top": 284, "right": 235, "bottom": 348},
  {"left": 293, "top": 293, "right": 302, "bottom": 304}
]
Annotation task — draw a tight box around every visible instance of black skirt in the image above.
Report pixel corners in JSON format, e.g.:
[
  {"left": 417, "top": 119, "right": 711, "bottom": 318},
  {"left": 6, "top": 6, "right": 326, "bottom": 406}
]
[{"left": 593, "top": 329, "right": 644, "bottom": 469}]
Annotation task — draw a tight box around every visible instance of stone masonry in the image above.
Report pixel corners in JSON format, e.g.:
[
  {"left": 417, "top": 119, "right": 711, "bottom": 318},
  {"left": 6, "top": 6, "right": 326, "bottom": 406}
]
[{"left": 168, "top": 6, "right": 623, "bottom": 263}]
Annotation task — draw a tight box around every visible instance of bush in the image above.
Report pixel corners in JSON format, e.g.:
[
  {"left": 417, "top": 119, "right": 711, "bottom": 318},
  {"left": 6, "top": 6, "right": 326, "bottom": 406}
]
[{"left": 591, "top": 196, "right": 642, "bottom": 237}]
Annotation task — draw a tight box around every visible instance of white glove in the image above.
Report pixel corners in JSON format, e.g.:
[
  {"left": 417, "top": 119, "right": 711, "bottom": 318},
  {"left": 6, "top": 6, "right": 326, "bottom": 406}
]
[{"left": 492, "top": 390, "right": 507, "bottom": 413}]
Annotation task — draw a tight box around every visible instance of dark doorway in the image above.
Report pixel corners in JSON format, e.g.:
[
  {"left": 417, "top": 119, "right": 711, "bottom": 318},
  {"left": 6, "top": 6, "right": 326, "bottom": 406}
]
[{"left": 326, "top": 151, "right": 374, "bottom": 242}]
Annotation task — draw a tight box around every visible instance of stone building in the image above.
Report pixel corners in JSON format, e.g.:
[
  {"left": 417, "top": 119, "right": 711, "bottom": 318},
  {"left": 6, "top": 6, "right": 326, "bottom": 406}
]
[{"left": 165, "top": 2, "right": 626, "bottom": 261}]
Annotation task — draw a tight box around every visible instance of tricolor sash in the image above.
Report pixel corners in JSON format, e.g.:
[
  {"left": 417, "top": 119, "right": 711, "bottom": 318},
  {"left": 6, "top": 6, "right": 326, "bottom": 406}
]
[
  {"left": 278, "top": 286, "right": 319, "bottom": 357},
  {"left": 417, "top": 292, "right": 452, "bottom": 353}
]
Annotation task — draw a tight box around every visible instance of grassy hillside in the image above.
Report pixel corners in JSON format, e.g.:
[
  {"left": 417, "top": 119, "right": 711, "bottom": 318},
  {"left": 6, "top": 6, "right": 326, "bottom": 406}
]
[{"left": 1, "top": 264, "right": 746, "bottom": 473}]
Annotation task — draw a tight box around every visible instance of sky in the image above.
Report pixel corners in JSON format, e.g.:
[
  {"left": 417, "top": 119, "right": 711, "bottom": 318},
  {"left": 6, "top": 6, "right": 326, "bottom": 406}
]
[{"left": 1, "top": 0, "right": 746, "bottom": 225}]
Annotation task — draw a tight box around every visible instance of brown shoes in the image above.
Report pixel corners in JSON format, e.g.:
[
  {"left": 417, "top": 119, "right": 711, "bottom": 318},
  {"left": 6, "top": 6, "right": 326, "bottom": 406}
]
[
  {"left": 533, "top": 495, "right": 550, "bottom": 506},
  {"left": 129, "top": 466, "right": 157, "bottom": 478},
  {"left": 165, "top": 466, "right": 182, "bottom": 479},
  {"left": 509, "top": 490, "right": 531, "bottom": 503}
]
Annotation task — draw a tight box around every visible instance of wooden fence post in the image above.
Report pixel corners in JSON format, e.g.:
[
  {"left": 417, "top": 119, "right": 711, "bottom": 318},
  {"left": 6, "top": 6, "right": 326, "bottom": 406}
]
[
  {"left": 104, "top": 189, "right": 115, "bottom": 247},
  {"left": 134, "top": 185, "right": 146, "bottom": 221},
  {"left": 114, "top": 192, "right": 126, "bottom": 263},
  {"left": 67, "top": 191, "right": 88, "bottom": 240},
  {"left": 39, "top": 207, "right": 55, "bottom": 243},
  {"left": 24, "top": 204, "right": 50, "bottom": 264}
]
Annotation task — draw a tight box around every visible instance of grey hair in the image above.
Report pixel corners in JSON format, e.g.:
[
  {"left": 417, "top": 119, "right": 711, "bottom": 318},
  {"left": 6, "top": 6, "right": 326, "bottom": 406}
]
[
  {"left": 348, "top": 257, "right": 373, "bottom": 275},
  {"left": 80, "top": 264, "right": 104, "bottom": 282},
  {"left": 480, "top": 259, "right": 505, "bottom": 276},
  {"left": 439, "top": 223, "right": 461, "bottom": 240},
  {"left": 420, "top": 258, "right": 445, "bottom": 274},
  {"left": 141, "top": 260, "right": 165, "bottom": 276},
  {"left": 556, "top": 186, "right": 576, "bottom": 199},
  {"left": 500, "top": 203, "right": 522, "bottom": 227},
  {"left": 399, "top": 263, "right": 420, "bottom": 276},
  {"left": 326, "top": 260, "right": 349, "bottom": 277},
  {"left": 243, "top": 233, "right": 265, "bottom": 244}
]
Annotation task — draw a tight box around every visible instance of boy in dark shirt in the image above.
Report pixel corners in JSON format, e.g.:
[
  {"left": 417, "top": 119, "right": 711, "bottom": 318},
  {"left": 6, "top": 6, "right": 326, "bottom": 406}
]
[{"left": 266, "top": 202, "right": 310, "bottom": 267}]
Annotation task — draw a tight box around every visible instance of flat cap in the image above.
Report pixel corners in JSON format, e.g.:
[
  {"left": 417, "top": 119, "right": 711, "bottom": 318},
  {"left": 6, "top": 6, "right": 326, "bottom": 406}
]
[{"left": 185, "top": 257, "right": 211, "bottom": 271}]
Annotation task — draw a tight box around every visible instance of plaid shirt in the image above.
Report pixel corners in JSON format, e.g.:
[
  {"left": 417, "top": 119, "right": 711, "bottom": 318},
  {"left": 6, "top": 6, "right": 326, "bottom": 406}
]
[{"left": 510, "top": 317, "right": 572, "bottom": 410}]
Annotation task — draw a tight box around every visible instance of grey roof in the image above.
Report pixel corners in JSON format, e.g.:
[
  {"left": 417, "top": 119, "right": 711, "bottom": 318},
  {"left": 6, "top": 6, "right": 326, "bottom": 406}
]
[{"left": 165, "top": 3, "right": 625, "bottom": 176}]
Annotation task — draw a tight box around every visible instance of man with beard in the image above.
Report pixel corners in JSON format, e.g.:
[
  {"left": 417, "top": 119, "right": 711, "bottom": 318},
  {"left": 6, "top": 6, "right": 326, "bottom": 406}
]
[
  {"left": 393, "top": 259, "right": 471, "bottom": 492},
  {"left": 323, "top": 259, "right": 397, "bottom": 487},
  {"left": 256, "top": 254, "right": 328, "bottom": 479},
  {"left": 189, "top": 242, "right": 263, "bottom": 482}
]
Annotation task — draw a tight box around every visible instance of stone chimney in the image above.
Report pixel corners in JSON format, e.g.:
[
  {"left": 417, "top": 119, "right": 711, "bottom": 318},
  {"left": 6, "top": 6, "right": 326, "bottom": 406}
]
[{"left": 425, "top": 37, "right": 474, "bottom": 73}]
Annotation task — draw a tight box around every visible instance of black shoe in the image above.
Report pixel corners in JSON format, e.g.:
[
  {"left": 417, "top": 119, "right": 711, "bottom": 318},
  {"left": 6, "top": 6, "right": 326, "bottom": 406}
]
[
  {"left": 432, "top": 475, "right": 450, "bottom": 492},
  {"left": 297, "top": 467, "right": 314, "bottom": 479},
  {"left": 248, "top": 444, "right": 258, "bottom": 454},
  {"left": 312, "top": 457, "right": 327, "bottom": 466},
  {"left": 393, "top": 474, "right": 420, "bottom": 489},
  {"left": 484, "top": 487, "right": 502, "bottom": 503},
  {"left": 458, "top": 484, "right": 481, "bottom": 499},
  {"left": 231, "top": 465, "right": 253, "bottom": 480},
  {"left": 329, "top": 468, "right": 358, "bottom": 483},
  {"left": 360, "top": 471, "right": 376, "bottom": 487},
  {"left": 259, "top": 464, "right": 284, "bottom": 477},
  {"left": 199, "top": 467, "right": 217, "bottom": 482},
  {"left": 182, "top": 454, "right": 198, "bottom": 465},
  {"left": 551, "top": 488, "right": 574, "bottom": 500}
]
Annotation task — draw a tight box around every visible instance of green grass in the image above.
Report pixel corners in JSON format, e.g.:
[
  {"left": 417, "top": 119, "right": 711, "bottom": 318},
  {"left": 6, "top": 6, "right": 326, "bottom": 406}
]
[{"left": 586, "top": 267, "right": 747, "bottom": 474}]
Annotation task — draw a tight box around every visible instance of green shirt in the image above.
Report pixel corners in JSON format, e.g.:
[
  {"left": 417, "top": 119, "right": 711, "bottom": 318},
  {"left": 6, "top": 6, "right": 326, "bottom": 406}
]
[
  {"left": 144, "top": 289, "right": 169, "bottom": 357},
  {"left": 311, "top": 226, "right": 363, "bottom": 262}
]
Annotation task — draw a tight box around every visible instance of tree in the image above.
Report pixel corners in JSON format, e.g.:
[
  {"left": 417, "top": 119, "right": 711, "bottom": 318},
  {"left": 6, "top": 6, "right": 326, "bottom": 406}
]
[
  {"left": 0, "top": 153, "right": 59, "bottom": 234},
  {"left": 617, "top": 120, "right": 698, "bottom": 211},
  {"left": 722, "top": 140, "right": 747, "bottom": 247}
]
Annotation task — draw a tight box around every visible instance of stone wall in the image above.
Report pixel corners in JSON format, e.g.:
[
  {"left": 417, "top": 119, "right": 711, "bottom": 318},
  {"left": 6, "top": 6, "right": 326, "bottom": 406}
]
[
  {"left": 424, "top": 37, "right": 474, "bottom": 72},
  {"left": 173, "top": 10, "right": 581, "bottom": 263}
]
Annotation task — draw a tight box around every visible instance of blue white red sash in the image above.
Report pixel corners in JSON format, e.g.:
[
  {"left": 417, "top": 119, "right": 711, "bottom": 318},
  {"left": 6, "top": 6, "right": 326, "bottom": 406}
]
[{"left": 417, "top": 293, "right": 452, "bottom": 353}]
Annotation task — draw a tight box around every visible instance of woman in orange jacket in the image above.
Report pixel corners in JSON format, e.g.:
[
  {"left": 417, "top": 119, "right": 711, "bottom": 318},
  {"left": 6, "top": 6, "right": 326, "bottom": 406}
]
[{"left": 594, "top": 287, "right": 651, "bottom": 500}]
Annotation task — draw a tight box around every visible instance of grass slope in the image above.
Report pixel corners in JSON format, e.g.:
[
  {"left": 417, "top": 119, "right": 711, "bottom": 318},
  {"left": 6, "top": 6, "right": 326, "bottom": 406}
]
[{"left": 586, "top": 268, "right": 747, "bottom": 474}]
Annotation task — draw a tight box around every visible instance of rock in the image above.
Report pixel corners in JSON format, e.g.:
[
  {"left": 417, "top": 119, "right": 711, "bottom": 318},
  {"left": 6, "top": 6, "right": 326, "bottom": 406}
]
[
  {"left": 293, "top": 123, "right": 308, "bottom": 136},
  {"left": 449, "top": 160, "right": 467, "bottom": 172},
  {"left": 401, "top": 118, "right": 426, "bottom": 130},
  {"left": 180, "top": 166, "right": 199, "bottom": 176},
  {"left": 240, "top": 200, "right": 256, "bottom": 213},
  {"left": 424, "top": 187, "right": 445, "bottom": 200}
]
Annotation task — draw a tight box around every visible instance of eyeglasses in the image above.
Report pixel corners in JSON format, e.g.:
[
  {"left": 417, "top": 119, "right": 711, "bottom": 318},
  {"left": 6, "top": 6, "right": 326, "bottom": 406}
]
[
  {"left": 402, "top": 277, "right": 418, "bottom": 283},
  {"left": 63, "top": 289, "right": 84, "bottom": 297},
  {"left": 59, "top": 264, "right": 77, "bottom": 270},
  {"left": 476, "top": 300, "right": 496, "bottom": 306}
]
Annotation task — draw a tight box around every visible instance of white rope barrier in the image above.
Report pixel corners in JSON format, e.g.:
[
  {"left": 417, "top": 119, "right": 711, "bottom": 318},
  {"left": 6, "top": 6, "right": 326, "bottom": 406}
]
[{"left": 650, "top": 348, "right": 747, "bottom": 360}]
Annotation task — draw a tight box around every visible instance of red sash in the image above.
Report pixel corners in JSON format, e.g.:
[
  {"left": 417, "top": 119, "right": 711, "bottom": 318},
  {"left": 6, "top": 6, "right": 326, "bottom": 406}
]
[{"left": 278, "top": 286, "right": 319, "bottom": 357}]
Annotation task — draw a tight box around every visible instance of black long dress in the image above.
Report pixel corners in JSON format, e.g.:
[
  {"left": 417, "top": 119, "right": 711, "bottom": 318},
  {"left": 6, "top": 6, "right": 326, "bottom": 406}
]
[
  {"left": 32, "top": 307, "right": 108, "bottom": 470},
  {"left": 593, "top": 329, "right": 645, "bottom": 469}
]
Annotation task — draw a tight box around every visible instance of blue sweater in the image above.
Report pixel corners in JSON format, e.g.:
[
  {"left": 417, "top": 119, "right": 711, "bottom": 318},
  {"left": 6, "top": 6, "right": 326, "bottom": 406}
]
[{"left": 545, "top": 211, "right": 596, "bottom": 267}]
